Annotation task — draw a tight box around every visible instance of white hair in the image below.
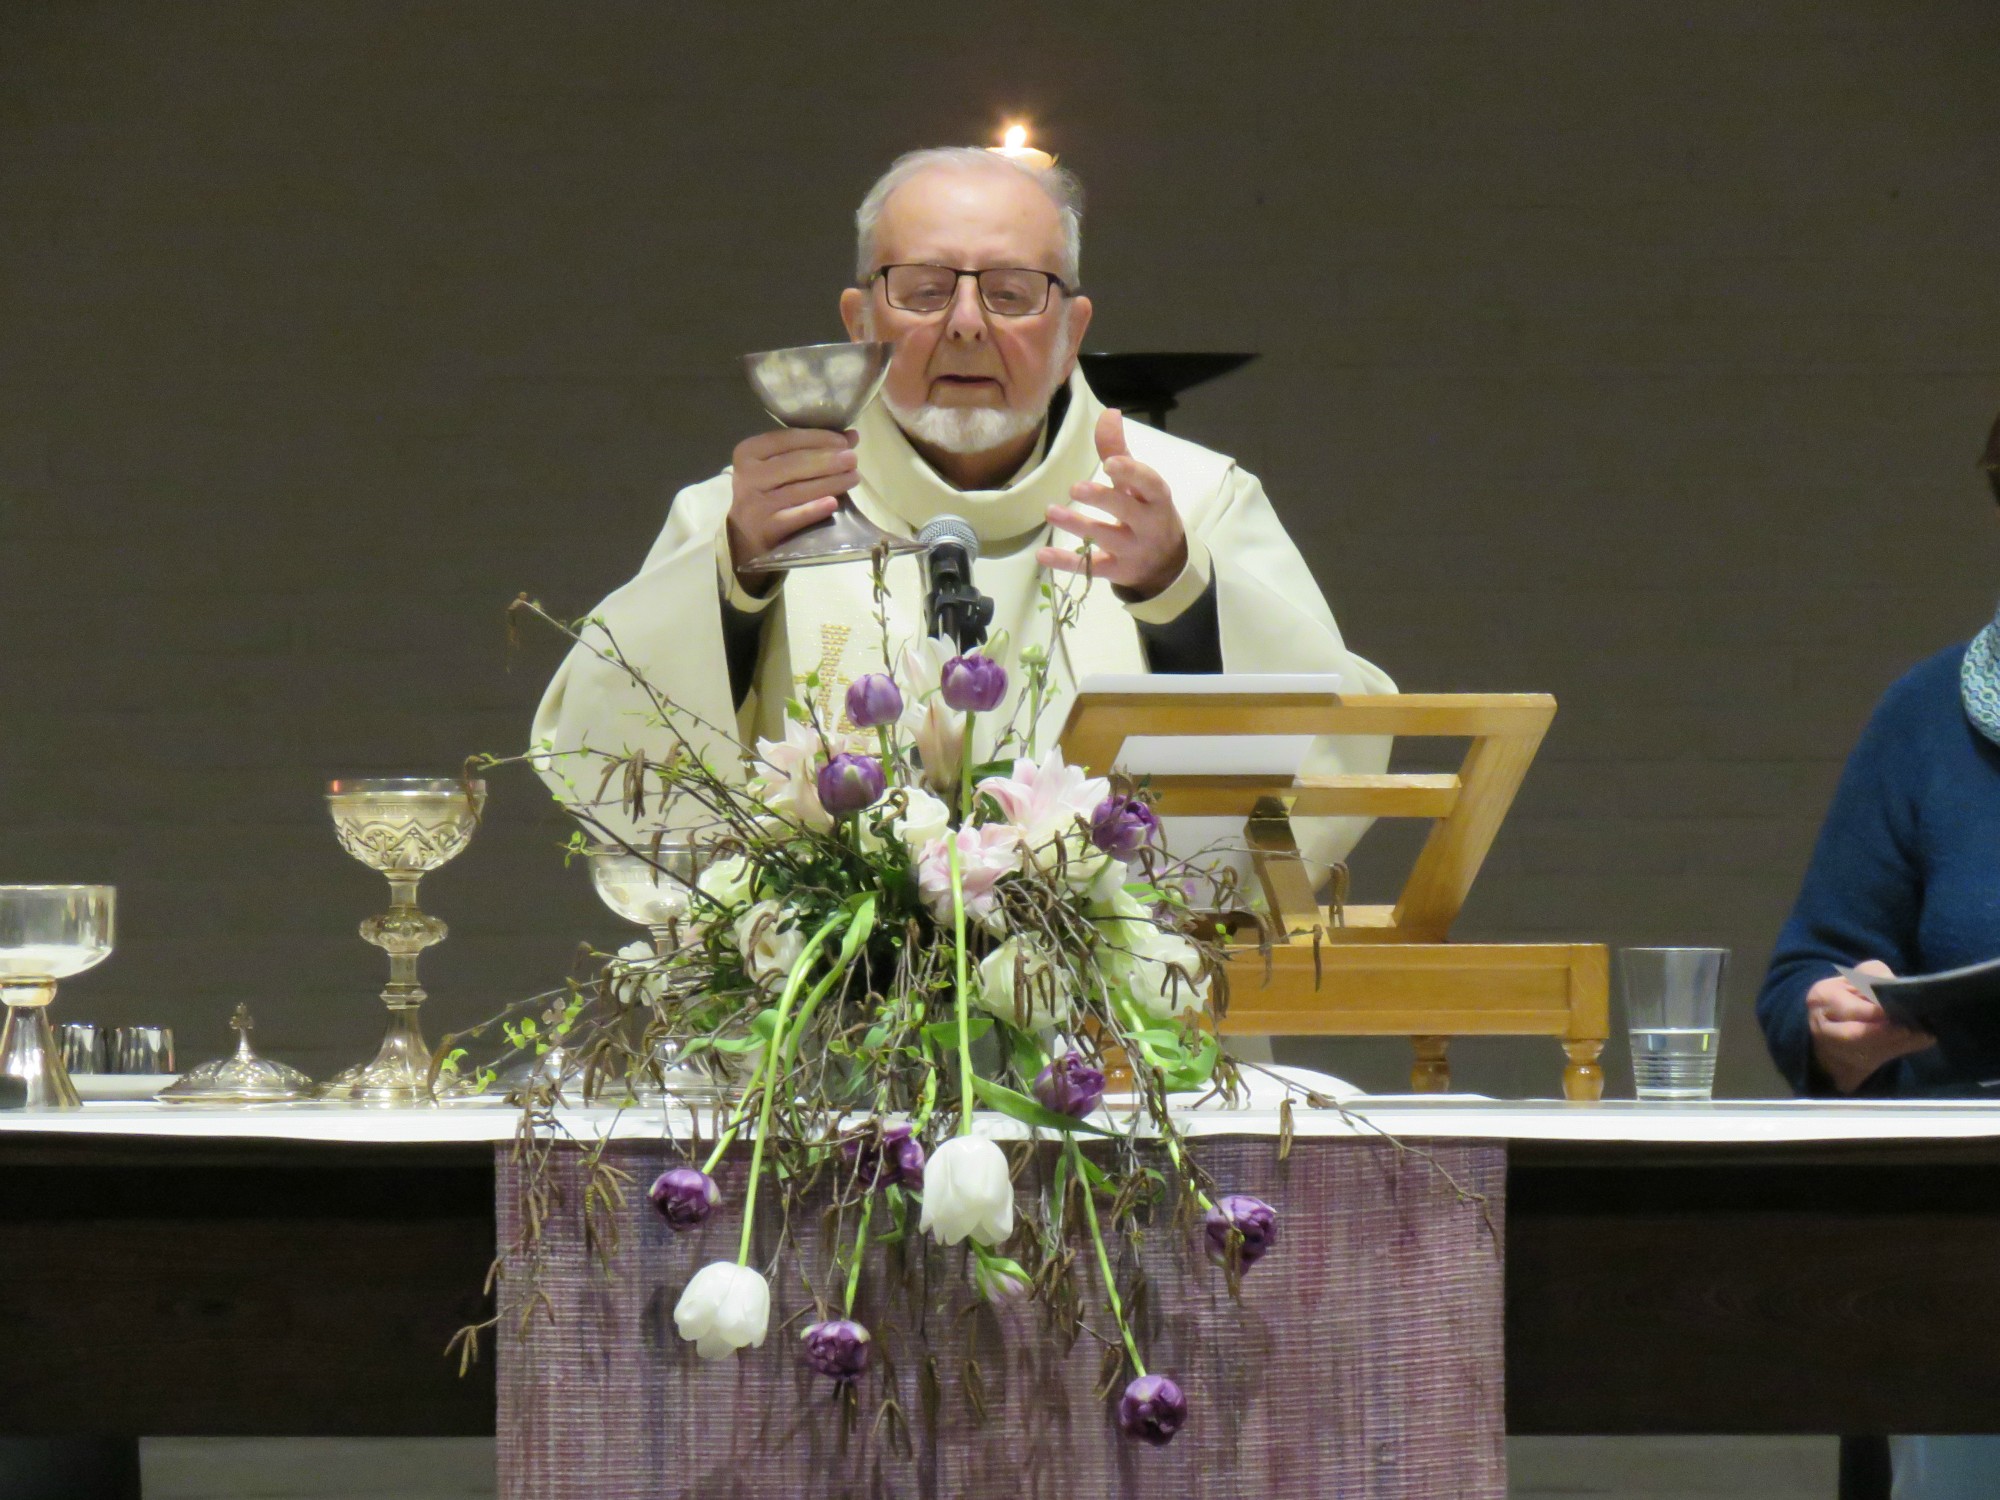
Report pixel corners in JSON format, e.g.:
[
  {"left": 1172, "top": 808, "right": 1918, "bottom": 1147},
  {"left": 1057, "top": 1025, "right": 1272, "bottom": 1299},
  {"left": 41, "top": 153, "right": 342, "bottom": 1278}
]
[{"left": 854, "top": 146, "right": 1084, "bottom": 286}]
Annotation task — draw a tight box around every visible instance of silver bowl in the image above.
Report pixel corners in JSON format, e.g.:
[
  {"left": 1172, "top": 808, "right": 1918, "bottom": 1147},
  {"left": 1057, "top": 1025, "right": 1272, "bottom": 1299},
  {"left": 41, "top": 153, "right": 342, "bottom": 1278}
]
[{"left": 743, "top": 340, "right": 892, "bottom": 430}]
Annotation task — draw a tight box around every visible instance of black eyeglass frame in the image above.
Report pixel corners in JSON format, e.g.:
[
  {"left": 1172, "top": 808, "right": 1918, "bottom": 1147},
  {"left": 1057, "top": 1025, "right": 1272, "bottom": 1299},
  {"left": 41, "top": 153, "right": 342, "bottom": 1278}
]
[{"left": 865, "top": 264, "right": 1078, "bottom": 318}]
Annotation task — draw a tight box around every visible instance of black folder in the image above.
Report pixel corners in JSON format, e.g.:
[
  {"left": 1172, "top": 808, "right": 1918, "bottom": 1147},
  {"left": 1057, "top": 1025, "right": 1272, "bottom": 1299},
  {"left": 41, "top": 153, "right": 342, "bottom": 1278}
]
[{"left": 1849, "top": 959, "right": 2000, "bottom": 1082}]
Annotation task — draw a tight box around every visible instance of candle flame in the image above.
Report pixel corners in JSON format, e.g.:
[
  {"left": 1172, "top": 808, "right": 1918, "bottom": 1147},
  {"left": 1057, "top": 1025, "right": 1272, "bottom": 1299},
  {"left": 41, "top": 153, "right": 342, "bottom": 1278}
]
[{"left": 1002, "top": 124, "right": 1028, "bottom": 151}]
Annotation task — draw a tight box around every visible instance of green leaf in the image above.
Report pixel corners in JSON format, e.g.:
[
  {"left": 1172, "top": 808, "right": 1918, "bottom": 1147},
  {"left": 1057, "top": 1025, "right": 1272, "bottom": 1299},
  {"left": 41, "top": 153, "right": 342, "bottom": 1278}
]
[
  {"left": 970, "top": 1075, "right": 1114, "bottom": 1136},
  {"left": 1004, "top": 1023, "right": 1046, "bottom": 1086},
  {"left": 1158, "top": 1031, "right": 1221, "bottom": 1092},
  {"left": 749, "top": 1007, "right": 782, "bottom": 1043},
  {"left": 922, "top": 1016, "right": 992, "bottom": 1049}
]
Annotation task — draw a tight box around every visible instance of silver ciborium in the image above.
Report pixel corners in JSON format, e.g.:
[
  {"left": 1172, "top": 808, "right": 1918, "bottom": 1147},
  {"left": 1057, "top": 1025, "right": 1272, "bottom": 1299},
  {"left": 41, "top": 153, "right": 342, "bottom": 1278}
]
[
  {"left": 0, "top": 885, "right": 115, "bottom": 1110},
  {"left": 739, "top": 341, "right": 922, "bottom": 572},
  {"left": 324, "top": 777, "right": 485, "bottom": 1104}
]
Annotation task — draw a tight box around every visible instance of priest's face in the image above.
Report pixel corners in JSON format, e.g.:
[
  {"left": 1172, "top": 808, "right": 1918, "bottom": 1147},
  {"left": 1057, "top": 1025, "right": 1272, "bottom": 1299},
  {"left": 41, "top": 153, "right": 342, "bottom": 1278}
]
[{"left": 840, "top": 164, "right": 1093, "bottom": 459}]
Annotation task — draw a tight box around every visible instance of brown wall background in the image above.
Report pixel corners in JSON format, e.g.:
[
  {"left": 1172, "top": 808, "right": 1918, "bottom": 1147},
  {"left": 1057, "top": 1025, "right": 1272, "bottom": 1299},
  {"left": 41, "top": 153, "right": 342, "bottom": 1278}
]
[{"left": 2, "top": 1, "right": 1997, "bottom": 1097}]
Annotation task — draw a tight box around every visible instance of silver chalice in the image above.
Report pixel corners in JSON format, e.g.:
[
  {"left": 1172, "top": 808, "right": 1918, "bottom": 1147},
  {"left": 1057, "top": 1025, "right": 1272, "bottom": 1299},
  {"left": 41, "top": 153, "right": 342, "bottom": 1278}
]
[
  {"left": 739, "top": 341, "right": 922, "bottom": 572},
  {"left": 585, "top": 839, "right": 731, "bottom": 1102},
  {"left": 323, "top": 777, "right": 485, "bottom": 1105},
  {"left": 0, "top": 885, "right": 115, "bottom": 1110}
]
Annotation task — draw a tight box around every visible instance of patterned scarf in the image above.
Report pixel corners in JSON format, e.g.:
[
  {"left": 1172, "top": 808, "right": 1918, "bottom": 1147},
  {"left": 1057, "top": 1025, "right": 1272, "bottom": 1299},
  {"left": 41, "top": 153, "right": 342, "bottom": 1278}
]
[{"left": 1961, "top": 605, "right": 2000, "bottom": 747}]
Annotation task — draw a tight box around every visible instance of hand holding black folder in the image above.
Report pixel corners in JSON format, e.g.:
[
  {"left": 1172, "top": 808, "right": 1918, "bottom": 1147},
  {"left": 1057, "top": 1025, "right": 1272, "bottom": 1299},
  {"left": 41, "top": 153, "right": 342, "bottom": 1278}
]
[{"left": 1840, "top": 959, "right": 2000, "bottom": 1082}]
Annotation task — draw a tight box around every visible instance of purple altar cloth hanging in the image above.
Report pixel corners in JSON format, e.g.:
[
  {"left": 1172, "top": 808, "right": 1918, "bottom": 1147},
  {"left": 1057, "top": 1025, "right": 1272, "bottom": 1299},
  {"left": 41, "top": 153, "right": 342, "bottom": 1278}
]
[{"left": 496, "top": 1135, "right": 1505, "bottom": 1499}]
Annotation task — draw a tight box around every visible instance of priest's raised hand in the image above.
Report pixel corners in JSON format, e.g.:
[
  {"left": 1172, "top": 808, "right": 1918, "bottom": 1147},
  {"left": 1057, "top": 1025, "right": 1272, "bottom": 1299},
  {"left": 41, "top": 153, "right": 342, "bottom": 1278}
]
[
  {"left": 1039, "top": 408, "right": 1190, "bottom": 600},
  {"left": 726, "top": 427, "right": 860, "bottom": 593}
]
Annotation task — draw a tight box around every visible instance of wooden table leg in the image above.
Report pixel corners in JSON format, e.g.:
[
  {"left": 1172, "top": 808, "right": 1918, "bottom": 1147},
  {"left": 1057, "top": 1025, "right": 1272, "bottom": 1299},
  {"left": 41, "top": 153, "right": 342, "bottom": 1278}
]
[
  {"left": 1411, "top": 1035, "right": 1451, "bottom": 1092},
  {"left": 1562, "top": 1039, "right": 1604, "bottom": 1101}
]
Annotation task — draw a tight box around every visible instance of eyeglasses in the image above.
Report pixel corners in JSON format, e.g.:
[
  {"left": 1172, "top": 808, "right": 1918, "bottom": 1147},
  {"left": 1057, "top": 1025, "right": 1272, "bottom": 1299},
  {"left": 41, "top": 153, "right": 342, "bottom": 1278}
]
[{"left": 870, "top": 264, "right": 1073, "bottom": 318}]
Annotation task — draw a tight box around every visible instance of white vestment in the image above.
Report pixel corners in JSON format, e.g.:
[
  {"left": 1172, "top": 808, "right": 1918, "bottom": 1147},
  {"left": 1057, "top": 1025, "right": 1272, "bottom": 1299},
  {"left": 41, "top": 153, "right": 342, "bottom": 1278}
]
[{"left": 531, "top": 369, "right": 1395, "bottom": 863}]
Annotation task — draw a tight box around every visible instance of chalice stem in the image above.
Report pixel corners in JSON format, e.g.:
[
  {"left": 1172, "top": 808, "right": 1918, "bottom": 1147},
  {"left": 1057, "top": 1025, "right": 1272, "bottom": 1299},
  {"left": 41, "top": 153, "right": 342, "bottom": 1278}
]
[{"left": 0, "top": 994, "right": 79, "bottom": 1110}]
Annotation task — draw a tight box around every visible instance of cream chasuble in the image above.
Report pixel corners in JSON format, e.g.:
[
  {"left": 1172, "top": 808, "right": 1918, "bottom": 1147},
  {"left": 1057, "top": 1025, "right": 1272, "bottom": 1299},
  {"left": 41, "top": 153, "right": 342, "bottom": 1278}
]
[{"left": 531, "top": 370, "right": 1395, "bottom": 864}]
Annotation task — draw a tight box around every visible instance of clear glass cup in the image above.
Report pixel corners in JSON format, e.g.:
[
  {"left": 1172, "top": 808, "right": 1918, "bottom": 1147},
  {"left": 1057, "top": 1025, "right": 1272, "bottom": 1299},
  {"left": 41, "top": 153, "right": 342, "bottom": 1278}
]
[{"left": 1621, "top": 947, "right": 1728, "bottom": 1101}]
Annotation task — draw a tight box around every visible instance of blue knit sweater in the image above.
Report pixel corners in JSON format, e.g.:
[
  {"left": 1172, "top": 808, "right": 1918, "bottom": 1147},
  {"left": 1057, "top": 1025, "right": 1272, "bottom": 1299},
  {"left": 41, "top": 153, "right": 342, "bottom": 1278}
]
[{"left": 1759, "top": 642, "right": 2000, "bottom": 1097}]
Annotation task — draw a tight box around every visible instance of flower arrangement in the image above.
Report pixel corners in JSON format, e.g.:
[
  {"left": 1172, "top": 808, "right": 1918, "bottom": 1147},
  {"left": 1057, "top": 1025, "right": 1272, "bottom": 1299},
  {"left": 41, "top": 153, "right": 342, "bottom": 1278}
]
[{"left": 466, "top": 584, "right": 1299, "bottom": 1449}]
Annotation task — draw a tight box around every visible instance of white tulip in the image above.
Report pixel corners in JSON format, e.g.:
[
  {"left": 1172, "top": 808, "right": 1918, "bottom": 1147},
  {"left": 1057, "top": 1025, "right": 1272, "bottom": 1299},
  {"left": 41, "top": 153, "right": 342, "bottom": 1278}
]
[
  {"left": 919, "top": 1135, "right": 1016, "bottom": 1246},
  {"left": 673, "top": 1261, "right": 770, "bottom": 1360},
  {"left": 734, "top": 900, "right": 805, "bottom": 988},
  {"left": 976, "top": 937, "right": 1073, "bottom": 1030}
]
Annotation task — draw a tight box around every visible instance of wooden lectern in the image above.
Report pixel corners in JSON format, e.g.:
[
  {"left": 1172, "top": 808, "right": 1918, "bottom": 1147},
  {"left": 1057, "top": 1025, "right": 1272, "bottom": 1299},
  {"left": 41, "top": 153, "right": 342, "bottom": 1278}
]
[{"left": 1059, "top": 683, "right": 1607, "bottom": 1100}]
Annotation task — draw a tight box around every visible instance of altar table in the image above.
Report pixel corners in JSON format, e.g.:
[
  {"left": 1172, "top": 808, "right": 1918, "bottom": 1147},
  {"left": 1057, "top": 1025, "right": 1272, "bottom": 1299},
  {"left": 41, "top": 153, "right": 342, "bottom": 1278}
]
[{"left": 2, "top": 1098, "right": 1998, "bottom": 1454}]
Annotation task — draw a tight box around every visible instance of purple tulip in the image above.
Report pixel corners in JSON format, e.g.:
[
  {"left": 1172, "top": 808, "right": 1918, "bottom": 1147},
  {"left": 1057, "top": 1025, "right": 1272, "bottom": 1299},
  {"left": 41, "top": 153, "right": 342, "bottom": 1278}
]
[
  {"left": 648, "top": 1167, "right": 720, "bottom": 1231},
  {"left": 1033, "top": 1053, "right": 1105, "bottom": 1119},
  {"left": 1117, "top": 1374, "right": 1187, "bottom": 1446},
  {"left": 1203, "top": 1194, "right": 1277, "bottom": 1269},
  {"left": 842, "top": 1123, "right": 926, "bottom": 1193},
  {"left": 973, "top": 1257, "right": 1031, "bottom": 1304},
  {"left": 802, "top": 1319, "right": 872, "bottom": 1382},
  {"left": 939, "top": 653, "right": 1007, "bottom": 713},
  {"left": 816, "top": 753, "right": 886, "bottom": 817},
  {"left": 1088, "top": 794, "right": 1161, "bottom": 858},
  {"left": 844, "top": 673, "right": 904, "bottom": 729}
]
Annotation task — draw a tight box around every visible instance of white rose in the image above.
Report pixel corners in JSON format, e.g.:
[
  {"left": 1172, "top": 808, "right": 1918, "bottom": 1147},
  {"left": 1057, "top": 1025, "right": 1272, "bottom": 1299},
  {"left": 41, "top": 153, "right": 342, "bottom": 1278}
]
[
  {"left": 919, "top": 1135, "right": 1016, "bottom": 1246},
  {"left": 1101, "top": 919, "right": 1210, "bottom": 1021},
  {"left": 858, "top": 786, "right": 951, "bottom": 862},
  {"left": 975, "top": 937, "right": 1073, "bottom": 1030},
  {"left": 673, "top": 1262, "right": 770, "bottom": 1359},
  {"left": 734, "top": 901, "right": 805, "bottom": 988},
  {"left": 697, "top": 854, "right": 756, "bottom": 914},
  {"left": 612, "top": 940, "right": 669, "bottom": 1005},
  {"left": 1083, "top": 861, "right": 1140, "bottom": 918}
]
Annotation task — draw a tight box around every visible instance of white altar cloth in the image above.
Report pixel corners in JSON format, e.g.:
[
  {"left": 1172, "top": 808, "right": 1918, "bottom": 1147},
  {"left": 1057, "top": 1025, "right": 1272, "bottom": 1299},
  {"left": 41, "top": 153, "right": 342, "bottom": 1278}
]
[{"left": 8, "top": 1094, "right": 2000, "bottom": 1146}]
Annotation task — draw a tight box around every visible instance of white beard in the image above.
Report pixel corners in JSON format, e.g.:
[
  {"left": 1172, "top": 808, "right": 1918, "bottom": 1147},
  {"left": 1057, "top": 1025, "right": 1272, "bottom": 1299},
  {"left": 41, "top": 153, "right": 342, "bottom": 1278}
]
[
  {"left": 865, "top": 306, "right": 1072, "bottom": 462},
  {"left": 882, "top": 398, "right": 1045, "bottom": 456}
]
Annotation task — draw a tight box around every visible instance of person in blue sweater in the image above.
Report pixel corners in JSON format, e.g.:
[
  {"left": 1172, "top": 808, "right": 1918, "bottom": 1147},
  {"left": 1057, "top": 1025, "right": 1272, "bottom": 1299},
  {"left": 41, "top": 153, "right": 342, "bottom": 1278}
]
[
  {"left": 1758, "top": 417, "right": 2000, "bottom": 1500},
  {"left": 1757, "top": 639, "right": 2000, "bottom": 1096},
  {"left": 1761, "top": 417, "right": 2000, "bottom": 1099}
]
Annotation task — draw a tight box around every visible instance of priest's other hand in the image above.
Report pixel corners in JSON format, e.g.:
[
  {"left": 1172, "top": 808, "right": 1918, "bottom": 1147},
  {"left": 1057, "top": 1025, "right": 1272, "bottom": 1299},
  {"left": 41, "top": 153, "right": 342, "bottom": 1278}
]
[
  {"left": 1806, "top": 960, "right": 1935, "bottom": 1094},
  {"left": 727, "top": 428, "right": 860, "bottom": 592},
  {"left": 1040, "top": 409, "right": 1189, "bottom": 600}
]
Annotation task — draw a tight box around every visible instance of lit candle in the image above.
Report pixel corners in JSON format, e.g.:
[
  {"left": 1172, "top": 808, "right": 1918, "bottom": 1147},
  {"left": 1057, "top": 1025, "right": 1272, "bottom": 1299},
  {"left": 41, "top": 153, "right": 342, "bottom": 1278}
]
[{"left": 988, "top": 123, "right": 1055, "bottom": 170}]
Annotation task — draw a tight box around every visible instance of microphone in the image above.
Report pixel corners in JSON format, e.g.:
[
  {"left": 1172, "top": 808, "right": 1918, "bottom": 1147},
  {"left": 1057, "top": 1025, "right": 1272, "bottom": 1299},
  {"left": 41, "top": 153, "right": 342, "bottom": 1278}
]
[{"left": 917, "top": 514, "right": 995, "bottom": 651}]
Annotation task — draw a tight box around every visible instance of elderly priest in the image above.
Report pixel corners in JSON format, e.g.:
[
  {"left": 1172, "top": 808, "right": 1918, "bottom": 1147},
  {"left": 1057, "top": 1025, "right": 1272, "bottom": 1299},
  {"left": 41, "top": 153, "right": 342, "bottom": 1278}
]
[{"left": 533, "top": 145, "right": 1393, "bottom": 857}]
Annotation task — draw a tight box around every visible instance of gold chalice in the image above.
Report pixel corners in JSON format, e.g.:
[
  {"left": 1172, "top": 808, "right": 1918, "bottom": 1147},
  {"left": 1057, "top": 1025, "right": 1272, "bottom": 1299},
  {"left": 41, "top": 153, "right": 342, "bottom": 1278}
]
[
  {"left": 323, "top": 777, "right": 484, "bottom": 1104},
  {"left": 0, "top": 885, "right": 115, "bottom": 1110}
]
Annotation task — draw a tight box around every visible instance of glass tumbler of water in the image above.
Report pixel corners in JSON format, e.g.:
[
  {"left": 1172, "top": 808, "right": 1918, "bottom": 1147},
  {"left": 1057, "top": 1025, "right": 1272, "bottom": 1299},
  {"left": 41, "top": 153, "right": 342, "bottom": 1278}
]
[{"left": 1621, "top": 947, "right": 1728, "bottom": 1100}]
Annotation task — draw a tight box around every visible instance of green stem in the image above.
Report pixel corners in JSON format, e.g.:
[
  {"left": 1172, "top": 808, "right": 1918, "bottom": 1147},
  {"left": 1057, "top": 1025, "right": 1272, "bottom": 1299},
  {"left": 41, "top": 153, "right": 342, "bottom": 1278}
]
[
  {"left": 1103, "top": 993, "right": 1213, "bottom": 1211},
  {"left": 700, "top": 922, "right": 852, "bottom": 1174},
  {"left": 842, "top": 1194, "right": 874, "bottom": 1316},
  {"left": 948, "top": 836, "right": 974, "bottom": 1135},
  {"left": 958, "top": 708, "right": 975, "bottom": 818},
  {"left": 1067, "top": 1135, "right": 1145, "bottom": 1377},
  {"left": 912, "top": 1036, "right": 940, "bottom": 1135},
  {"left": 724, "top": 914, "right": 846, "bottom": 1260}
]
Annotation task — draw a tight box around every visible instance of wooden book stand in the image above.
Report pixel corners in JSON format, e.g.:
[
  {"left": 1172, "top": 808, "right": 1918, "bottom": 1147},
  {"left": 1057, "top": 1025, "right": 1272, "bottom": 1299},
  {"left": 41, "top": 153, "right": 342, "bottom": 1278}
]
[{"left": 1059, "top": 686, "right": 1607, "bottom": 1100}]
